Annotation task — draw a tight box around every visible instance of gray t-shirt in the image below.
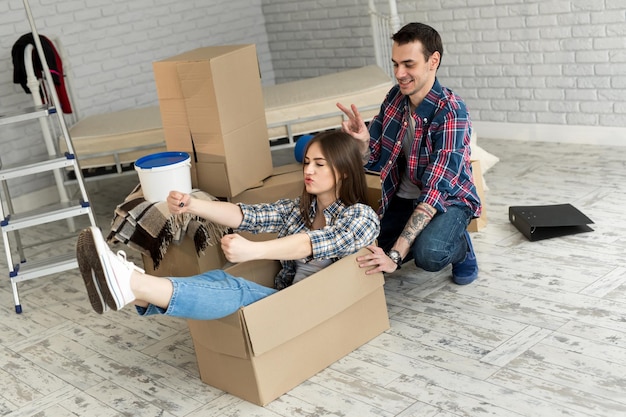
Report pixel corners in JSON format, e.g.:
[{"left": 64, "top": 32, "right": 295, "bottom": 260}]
[
  {"left": 292, "top": 258, "right": 334, "bottom": 285},
  {"left": 396, "top": 110, "right": 421, "bottom": 199}
]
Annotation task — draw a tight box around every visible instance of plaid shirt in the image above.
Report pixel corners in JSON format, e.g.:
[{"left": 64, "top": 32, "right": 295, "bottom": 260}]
[
  {"left": 366, "top": 79, "right": 481, "bottom": 218},
  {"left": 237, "top": 197, "right": 380, "bottom": 290}
]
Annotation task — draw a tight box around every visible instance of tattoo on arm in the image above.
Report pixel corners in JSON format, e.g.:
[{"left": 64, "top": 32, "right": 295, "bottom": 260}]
[{"left": 399, "top": 204, "right": 437, "bottom": 246}]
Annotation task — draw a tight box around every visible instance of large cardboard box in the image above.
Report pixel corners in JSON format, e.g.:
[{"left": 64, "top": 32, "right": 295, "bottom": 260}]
[
  {"left": 153, "top": 45, "right": 273, "bottom": 197},
  {"left": 187, "top": 247, "right": 389, "bottom": 405},
  {"left": 364, "top": 160, "right": 487, "bottom": 231}
]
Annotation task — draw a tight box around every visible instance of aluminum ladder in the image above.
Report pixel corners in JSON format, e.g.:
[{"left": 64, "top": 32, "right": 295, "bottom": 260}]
[{"left": 0, "top": 0, "right": 97, "bottom": 314}]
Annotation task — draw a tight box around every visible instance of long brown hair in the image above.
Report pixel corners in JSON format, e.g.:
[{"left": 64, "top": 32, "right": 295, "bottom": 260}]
[{"left": 298, "top": 130, "right": 368, "bottom": 227}]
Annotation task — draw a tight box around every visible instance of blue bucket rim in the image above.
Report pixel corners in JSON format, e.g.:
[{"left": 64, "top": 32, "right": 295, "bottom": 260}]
[{"left": 135, "top": 151, "right": 190, "bottom": 170}]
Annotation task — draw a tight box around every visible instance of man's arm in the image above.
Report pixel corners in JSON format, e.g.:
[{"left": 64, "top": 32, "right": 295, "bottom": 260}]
[{"left": 392, "top": 202, "right": 437, "bottom": 258}]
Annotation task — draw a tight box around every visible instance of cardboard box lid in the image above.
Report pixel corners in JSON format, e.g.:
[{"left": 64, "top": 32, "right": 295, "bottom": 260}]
[
  {"left": 160, "top": 44, "right": 255, "bottom": 62},
  {"left": 238, "top": 248, "right": 385, "bottom": 357},
  {"left": 153, "top": 44, "right": 258, "bottom": 101}
]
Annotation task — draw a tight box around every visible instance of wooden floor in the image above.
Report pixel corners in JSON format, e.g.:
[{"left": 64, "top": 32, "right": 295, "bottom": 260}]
[{"left": 0, "top": 138, "right": 625, "bottom": 417}]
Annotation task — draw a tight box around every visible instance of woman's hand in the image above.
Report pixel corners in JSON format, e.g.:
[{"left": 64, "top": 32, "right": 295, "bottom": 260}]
[
  {"left": 356, "top": 244, "right": 399, "bottom": 274},
  {"left": 167, "top": 191, "right": 190, "bottom": 215},
  {"left": 221, "top": 233, "right": 257, "bottom": 263}
]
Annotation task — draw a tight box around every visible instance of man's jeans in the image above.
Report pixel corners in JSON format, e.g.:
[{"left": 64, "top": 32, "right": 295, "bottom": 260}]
[
  {"left": 378, "top": 195, "right": 472, "bottom": 271},
  {"left": 136, "top": 270, "right": 277, "bottom": 320}
]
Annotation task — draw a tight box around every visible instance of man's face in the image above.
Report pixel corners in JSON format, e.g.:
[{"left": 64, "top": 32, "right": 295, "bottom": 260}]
[{"left": 391, "top": 41, "right": 439, "bottom": 104}]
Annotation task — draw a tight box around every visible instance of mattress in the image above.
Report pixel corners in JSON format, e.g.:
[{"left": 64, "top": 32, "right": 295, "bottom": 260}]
[
  {"left": 61, "top": 106, "right": 166, "bottom": 170},
  {"left": 263, "top": 65, "right": 393, "bottom": 141},
  {"left": 63, "top": 66, "right": 393, "bottom": 170}
]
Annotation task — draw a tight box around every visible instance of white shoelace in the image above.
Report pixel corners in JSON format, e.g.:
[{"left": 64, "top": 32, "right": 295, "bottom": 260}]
[{"left": 114, "top": 250, "right": 145, "bottom": 273}]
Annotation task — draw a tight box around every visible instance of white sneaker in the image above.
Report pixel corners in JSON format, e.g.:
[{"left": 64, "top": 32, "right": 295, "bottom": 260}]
[{"left": 76, "top": 226, "right": 144, "bottom": 312}]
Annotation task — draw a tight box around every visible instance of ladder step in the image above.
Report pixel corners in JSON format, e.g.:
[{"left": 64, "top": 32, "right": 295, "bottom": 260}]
[
  {"left": 0, "top": 154, "right": 76, "bottom": 180},
  {"left": 0, "top": 104, "right": 56, "bottom": 126},
  {"left": 1, "top": 200, "right": 91, "bottom": 232},
  {"left": 10, "top": 252, "right": 77, "bottom": 283}
]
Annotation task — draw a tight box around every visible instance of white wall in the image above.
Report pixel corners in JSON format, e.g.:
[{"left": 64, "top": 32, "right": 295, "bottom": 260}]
[
  {"left": 1, "top": 0, "right": 624, "bottom": 198},
  {"left": 262, "top": 0, "right": 626, "bottom": 139},
  {"left": 0, "top": 0, "right": 273, "bottom": 196}
]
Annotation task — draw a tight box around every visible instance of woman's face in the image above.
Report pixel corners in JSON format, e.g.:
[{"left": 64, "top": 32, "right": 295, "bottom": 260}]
[{"left": 303, "top": 142, "right": 339, "bottom": 204}]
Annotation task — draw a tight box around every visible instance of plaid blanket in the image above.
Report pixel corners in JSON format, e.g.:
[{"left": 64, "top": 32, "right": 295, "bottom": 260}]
[{"left": 107, "top": 184, "right": 230, "bottom": 270}]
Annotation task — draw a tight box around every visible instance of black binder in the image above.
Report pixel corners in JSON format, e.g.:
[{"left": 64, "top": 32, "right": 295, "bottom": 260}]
[{"left": 508, "top": 204, "right": 594, "bottom": 241}]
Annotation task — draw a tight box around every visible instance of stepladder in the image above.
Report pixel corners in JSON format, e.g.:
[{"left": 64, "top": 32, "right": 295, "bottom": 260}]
[{"left": 0, "top": 0, "right": 98, "bottom": 313}]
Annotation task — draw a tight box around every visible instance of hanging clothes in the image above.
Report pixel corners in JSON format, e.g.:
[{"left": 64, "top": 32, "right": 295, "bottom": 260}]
[{"left": 11, "top": 33, "right": 73, "bottom": 114}]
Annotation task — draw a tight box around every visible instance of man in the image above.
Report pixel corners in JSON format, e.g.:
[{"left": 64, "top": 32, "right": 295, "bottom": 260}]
[{"left": 337, "top": 22, "right": 481, "bottom": 284}]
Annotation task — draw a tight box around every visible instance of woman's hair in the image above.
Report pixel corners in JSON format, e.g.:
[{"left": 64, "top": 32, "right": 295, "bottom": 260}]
[
  {"left": 298, "top": 130, "right": 368, "bottom": 228},
  {"left": 392, "top": 22, "right": 443, "bottom": 68}
]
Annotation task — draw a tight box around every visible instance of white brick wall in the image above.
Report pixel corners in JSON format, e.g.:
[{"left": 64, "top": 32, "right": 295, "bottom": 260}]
[
  {"left": 1, "top": 0, "right": 624, "bottom": 198},
  {"left": 0, "top": 0, "right": 273, "bottom": 196},
  {"left": 263, "top": 0, "right": 626, "bottom": 132}
]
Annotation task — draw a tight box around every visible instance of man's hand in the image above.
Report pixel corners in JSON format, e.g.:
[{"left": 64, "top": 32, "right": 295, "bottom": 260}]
[
  {"left": 336, "top": 102, "right": 370, "bottom": 143},
  {"left": 356, "top": 244, "right": 399, "bottom": 274}
]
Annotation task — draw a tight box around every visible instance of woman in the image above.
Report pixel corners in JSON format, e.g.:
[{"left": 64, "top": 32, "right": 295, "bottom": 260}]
[{"left": 76, "top": 130, "right": 380, "bottom": 320}]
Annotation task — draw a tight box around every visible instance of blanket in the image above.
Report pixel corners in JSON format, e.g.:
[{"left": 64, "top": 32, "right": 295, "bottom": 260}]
[{"left": 107, "top": 184, "right": 230, "bottom": 269}]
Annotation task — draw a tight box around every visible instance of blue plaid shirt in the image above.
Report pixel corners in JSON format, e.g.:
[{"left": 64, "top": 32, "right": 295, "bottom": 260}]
[
  {"left": 366, "top": 79, "right": 481, "bottom": 218},
  {"left": 237, "top": 197, "right": 380, "bottom": 290}
]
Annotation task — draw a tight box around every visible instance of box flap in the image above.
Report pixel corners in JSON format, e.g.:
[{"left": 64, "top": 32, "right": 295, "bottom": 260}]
[
  {"left": 187, "top": 260, "right": 279, "bottom": 359},
  {"left": 158, "top": 44, "right": 253, "bottom": 63},
  {"left": 238, "top": 248, "right": 384, "bottom": 357},
  {"left": 231, "top": 170, "right": 303, "bottom": 205},
  {"left": 187, "top": 312, "right": 251, "bottom": 358},
  {"left": 272, "top": 162, "right": 302, "bottom": 176}
]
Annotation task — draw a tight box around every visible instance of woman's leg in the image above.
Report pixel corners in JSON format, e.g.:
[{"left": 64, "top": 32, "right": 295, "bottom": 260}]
[
  {"left": 77, "top": 226, "right": 276, "bottom": 318},
  {"left": 134, "top": 270, "right": 277, "bottom": 320}
]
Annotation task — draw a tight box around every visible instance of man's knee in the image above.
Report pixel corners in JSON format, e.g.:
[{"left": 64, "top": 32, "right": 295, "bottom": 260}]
[{"left": 413, "top": 245, "right": 450, "bottom": 272}]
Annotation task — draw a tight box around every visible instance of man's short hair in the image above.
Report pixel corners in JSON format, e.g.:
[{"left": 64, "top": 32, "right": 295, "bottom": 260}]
[{"left": 392, "top": 22, "right": 444, "bottom": 64}]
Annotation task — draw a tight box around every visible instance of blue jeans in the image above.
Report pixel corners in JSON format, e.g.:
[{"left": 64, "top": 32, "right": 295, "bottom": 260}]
[
  {"left": 135, "top": 270, "right": 277, "bottom": 320},
  {"left": 378, "top": 195, "right": 472, "bottom": 271}
]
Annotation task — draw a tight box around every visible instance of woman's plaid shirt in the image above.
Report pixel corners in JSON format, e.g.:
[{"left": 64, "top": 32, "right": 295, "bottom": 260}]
[{"left": 237, "top": 197, "right": 380, "bottom": 290}]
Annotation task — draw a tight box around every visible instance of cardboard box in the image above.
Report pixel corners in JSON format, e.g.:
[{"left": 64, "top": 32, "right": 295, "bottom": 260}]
[
  {"left": 141, "top": 236, "right": 226, "bottom": 277},
  {"left": 153, "top": 45, "right": 273, "bottom": 197},
  {"left": 467, "top": 160, "right": 487, "bottom": 232},
  {"left": 230, "top": 163, "right": 302, "bottom": 205},
  {"left": 364, "top": 160, "right": 487, "bottom": 231},
  {"left": 187, "top": 247, "right": 390, "bottom": 405}
]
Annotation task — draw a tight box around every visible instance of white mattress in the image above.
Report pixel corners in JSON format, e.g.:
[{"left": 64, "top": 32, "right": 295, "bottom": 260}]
[
  {"left": 61, "top": 106, "right": 166, "bottom": 169},
  {"left": 263, "top": 65, "right": 393, "bottom": 140}
]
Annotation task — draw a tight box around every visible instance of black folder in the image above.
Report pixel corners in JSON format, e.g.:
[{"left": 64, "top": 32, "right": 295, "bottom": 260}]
[{"left": 508, "top": 204, "right": 594, "bottom": 241}]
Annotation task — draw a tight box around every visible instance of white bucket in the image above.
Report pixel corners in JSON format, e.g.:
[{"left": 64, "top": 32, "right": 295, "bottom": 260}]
[{"left": 134, "top": 151, "right": 192, "bottom": 203}]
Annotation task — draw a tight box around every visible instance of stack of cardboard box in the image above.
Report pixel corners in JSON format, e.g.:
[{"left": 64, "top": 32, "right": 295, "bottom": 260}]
[
  {"left": 153, "top": 44, "right": 274, "bottom": 198},
  {"left": 150, "top": 45, "right": 389, "bottom": 406}
]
